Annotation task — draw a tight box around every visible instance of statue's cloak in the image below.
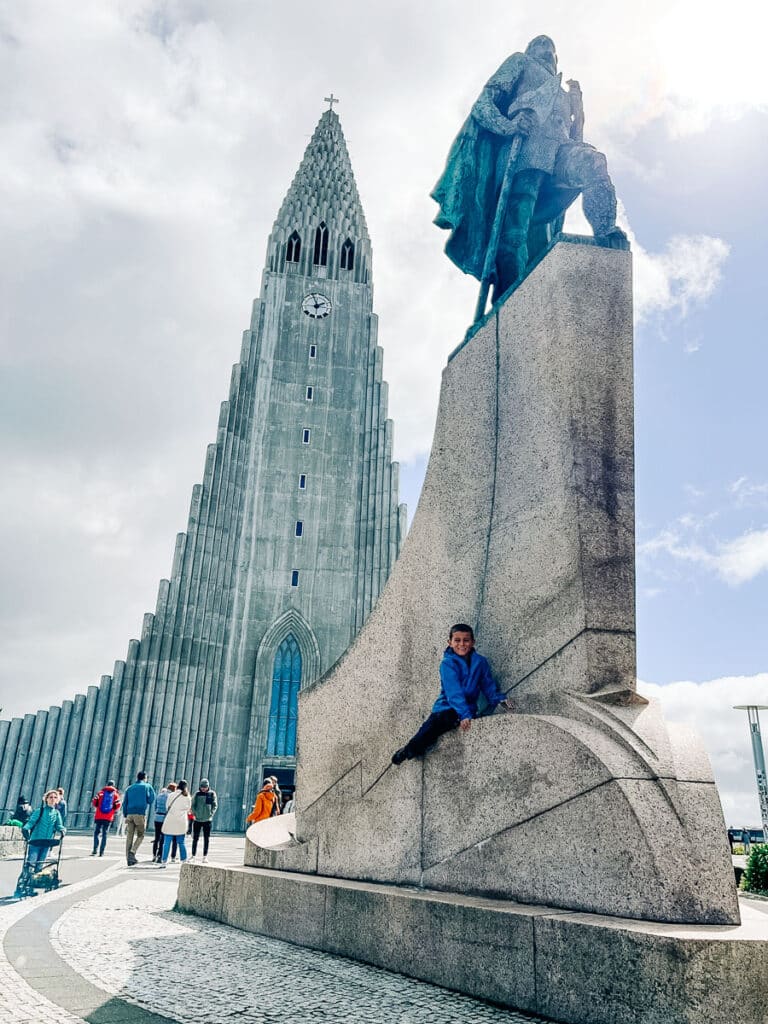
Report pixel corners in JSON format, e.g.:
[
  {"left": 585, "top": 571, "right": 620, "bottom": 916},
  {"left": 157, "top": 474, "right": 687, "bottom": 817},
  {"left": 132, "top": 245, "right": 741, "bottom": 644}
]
[{"left": 432, "top": 52, "right": 580, "bottom": 281}]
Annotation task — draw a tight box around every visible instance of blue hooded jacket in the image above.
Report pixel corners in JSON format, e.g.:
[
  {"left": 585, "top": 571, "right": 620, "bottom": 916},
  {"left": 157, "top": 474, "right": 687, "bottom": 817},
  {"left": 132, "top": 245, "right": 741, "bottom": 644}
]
[
  {"left": 431, "top": 648, "right": 505, "bottom": 720},
  {"left": 122, "top": 780, "right": 156, "bottom": 816}
]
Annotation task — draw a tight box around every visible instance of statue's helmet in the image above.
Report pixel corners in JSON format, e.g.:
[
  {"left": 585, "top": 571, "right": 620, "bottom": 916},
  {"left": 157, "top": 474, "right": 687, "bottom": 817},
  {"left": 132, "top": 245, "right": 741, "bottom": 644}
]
[{"left": 525, "top": 35, "right": 557, "bottom": 62}]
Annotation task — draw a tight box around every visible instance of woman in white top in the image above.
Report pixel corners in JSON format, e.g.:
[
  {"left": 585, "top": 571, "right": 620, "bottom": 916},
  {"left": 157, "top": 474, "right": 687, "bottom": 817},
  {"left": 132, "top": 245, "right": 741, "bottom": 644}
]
[{"left": 160, "top": 779, "right": 192, "bottom": 866}]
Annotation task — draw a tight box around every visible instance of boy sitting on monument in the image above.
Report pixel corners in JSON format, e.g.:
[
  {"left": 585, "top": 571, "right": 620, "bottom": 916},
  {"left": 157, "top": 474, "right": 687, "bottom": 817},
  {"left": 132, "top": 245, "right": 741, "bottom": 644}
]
[{"left": 391, "top": 624, "right": 510, "bottom": 764}]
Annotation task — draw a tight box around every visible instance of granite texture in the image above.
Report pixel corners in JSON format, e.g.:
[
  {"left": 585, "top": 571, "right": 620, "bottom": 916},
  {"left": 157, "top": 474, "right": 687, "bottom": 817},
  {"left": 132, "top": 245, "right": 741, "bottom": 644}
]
[
  {"left": 177, "top": 865, "right": 768, "bottom": 1024},
  {"left": 0, "top": 824, "right": 23, "bottom": 859},
  {"left": 273, "top": 240, "right": 737, "bottom": 926}
]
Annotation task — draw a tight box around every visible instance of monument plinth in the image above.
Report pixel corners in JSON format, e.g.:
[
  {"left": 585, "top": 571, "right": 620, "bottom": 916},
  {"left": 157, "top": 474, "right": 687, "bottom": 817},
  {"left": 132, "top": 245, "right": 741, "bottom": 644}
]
[{"left": 180, "top": 239, "right": 768, "bottom": 1023}]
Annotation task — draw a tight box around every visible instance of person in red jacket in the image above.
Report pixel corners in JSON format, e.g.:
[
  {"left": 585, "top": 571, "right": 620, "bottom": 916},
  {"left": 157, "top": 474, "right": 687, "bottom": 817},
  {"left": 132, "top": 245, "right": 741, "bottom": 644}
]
[{"left": 91, "top": 781, "right": 121, "bottom": 857}]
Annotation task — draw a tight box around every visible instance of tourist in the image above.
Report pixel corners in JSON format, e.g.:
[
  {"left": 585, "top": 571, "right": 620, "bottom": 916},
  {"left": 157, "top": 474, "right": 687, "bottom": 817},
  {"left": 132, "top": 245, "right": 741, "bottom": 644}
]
[
  {"left": 189, "top": 778, "right": 218, "bottom": 864},
  {"left": 283, "top": 792, "right": 295, "bottom": 814},
  {"left": 159, "top": 779, "right": 191, "bottom": 867},
  {"left": 23, "top": 790, "right": 66, "bottom": 871},
  {"left": 91, "top": 780, "right": 121, "bottom": 857},
  {"left": 122, "top": 770, "right": 156, "bottom": 866},
  {"left": 246, "top": 780, "right": 278, "bottom": 824},
  {"left": 13, "top": 795, "right": 32, "bottom": 826},
  {"left": 269, "top": 775, "right": 282, "bottom": 815},
  {"left": 55, "top": 787, "right": 67, "bottom": 827},
  {"left": 391, "top": 624, "right": 510, "bottom": 764}
]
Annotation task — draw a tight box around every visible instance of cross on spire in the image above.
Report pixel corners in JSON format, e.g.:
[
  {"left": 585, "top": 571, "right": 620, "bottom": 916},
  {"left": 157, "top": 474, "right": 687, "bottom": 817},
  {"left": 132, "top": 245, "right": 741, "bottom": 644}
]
[{"left": 324, "top": 93, "right": 339, "bottom": 112}]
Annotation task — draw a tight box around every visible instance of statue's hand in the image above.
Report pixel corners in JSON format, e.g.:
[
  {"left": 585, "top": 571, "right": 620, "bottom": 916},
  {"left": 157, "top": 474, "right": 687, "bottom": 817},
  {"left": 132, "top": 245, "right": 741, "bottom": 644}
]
[{"left": 506, "top": 108, "right": 536, "bottom": 137}]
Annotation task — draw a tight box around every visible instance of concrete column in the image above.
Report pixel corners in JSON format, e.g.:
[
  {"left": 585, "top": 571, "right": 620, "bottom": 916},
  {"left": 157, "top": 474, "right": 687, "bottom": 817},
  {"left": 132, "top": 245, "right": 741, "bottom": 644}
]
[
  {"left": 119, "top": 616, "right": 155, "bottom": 786},
  {"left": 59, "top": 695, "right": 85, "bottom": 804},
  {"left": 5, "top": 715, "right": 35, "bottom": 816},
  {"left": 67, "top": 686, "right": 99, "bottom": 824},
  {"left": 36, "top": 707, "right": 61, "bottom": 793},
  {"left": 0, "top": 720, "right": 10, "bottom": 817},
  {"left": 92, "top": 664, "right": 122, "bottom": 793},
  {"left": 75, "top": 677, "right": 111, "bottom": 822},
  {"left": 109, "top": 641, "right": 140, "bottom": 792},
  {"left": 0, "top": 718, "right": 23, "bottom": 816},
  {"left": 151, "top": 536, "right": 188, "bottom": 787},
  {"left": 44, "top": 700, "right": 73, "bottom": 806}
]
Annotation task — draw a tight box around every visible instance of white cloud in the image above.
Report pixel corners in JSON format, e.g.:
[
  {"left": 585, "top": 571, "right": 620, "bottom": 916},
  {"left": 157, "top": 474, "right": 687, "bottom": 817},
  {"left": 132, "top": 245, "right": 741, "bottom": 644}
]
[
  {"left": 730, "top": 476, "right": 768, "bottom": 508},
  {"left": 716, "top": 530, "right": 768, "bottom": 586},
  {"left": 0, "top": 0, "right": 763, "bottom": 720},
  {"left": 639, "top": 674, "right": 768, "bottom": 827},
  {"left": 625, "top": 225, "right": 730, "bottom": 323},
  {"left": 640, "top": 522, "right": 768, "bottom": 586}
]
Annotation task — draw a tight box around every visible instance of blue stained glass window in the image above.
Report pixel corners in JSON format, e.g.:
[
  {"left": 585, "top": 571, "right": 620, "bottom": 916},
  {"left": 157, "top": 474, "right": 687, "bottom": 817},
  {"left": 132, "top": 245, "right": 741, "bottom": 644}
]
[{"left": 266, "top": 635, "right": 302, "bottom": 756}]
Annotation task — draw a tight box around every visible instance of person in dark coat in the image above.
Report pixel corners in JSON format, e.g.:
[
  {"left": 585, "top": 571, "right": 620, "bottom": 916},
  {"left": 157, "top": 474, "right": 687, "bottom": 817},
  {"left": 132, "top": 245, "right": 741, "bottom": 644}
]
[{"left": 13, "top": 795, "right": 32, "bottom": 826}]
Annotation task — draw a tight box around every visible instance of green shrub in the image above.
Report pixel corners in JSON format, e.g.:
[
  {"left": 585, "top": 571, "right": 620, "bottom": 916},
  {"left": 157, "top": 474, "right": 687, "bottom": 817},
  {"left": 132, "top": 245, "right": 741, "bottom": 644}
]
[{"left": 741, "top": 843, "right": 768, "bottom": 894}]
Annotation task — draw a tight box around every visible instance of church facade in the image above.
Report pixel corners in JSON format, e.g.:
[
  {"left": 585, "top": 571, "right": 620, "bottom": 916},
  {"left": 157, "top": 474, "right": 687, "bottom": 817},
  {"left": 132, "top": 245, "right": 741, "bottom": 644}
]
[{"left": 0, "top": 109, "right": 405, "bottom": 831}]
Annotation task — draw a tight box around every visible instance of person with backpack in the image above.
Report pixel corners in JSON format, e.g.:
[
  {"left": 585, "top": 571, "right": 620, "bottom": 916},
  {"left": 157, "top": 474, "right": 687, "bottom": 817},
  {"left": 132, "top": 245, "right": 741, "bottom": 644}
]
[
  {"left": 91, "top": 780, "right": 121, "bottom": 857},
  {"left": 23, "top": 790, "right": 66, "bottom": 870},
  {"left": 122, "top": 770, "right": 156, "bottom": 866},
  {"left": 189, "top": 778, "right": 218, "bottom": 864}
]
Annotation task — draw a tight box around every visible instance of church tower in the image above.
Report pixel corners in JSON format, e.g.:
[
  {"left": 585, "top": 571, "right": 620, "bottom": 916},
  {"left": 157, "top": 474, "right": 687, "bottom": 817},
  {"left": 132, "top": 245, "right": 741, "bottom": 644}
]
[{"left": 0, "top": 107, "right": 405, "bottom": 831}]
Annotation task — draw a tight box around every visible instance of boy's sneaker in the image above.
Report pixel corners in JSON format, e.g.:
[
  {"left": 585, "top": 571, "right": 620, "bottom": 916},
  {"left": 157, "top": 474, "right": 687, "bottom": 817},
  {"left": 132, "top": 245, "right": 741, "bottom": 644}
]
[
  {"left": 202, "top": 856, "right": 209, "bottom": 864},
  {"left": 189, "top": 856, "right": 196, "bottom": 863},
  {"left": 127, "top": 852, "right": 137, "bottom": 866},
  {"left": 170, "top": 857, "right": 177, "bottom": 863},
  {"left": 90, "top": 851, "right": 97, "bottom": 857},
  {"left": 391, "top": 747, "right": 408, "bottom": 765},
  {"left": 157, "top": 863, "right": 167, "bottom": 869}
]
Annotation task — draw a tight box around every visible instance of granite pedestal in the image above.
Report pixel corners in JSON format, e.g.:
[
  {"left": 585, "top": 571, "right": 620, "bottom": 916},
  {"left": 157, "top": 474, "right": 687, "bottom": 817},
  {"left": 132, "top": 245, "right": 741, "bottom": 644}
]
[{"left": 179, "top": 240, "right": 768, "bottom": 1021}]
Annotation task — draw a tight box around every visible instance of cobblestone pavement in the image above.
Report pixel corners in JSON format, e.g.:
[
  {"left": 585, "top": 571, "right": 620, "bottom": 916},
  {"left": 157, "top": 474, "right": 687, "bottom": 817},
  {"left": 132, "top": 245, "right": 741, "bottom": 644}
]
[{"left": 1, "top": 835, "right": 552, "bottom": 1024}]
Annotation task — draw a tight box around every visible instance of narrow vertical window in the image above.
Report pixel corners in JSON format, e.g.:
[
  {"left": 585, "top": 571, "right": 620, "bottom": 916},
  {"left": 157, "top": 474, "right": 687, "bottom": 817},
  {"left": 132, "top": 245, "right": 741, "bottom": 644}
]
[
  {"left": 295, "top": 521, "right": 303, "bottom": 537},
  {"left": 286, "top": 230, "right": 301, "bottom": 264},
  {"left": 340, "top": 237, "right": 355, "bottom": 271},
  {"left": 305, "top": 385, "right": 314, "bottom": 401},
  {"left": 266, "top": 634, "right": 302, "bottom": 756},
  {"left": 290, "top": 570, "right": 300, "bottom": 587},
  {"left": 309, "top": 345, "right": 317, "bottom": 359},
  {"left": 302, "top": 428, "right": 310, "bottom": 444},
  {"left": 298, "top": 474, "right": 307, "bottom": 490},
  {"left": 313, "top": 221, "right": 329, "bottom": 266}
]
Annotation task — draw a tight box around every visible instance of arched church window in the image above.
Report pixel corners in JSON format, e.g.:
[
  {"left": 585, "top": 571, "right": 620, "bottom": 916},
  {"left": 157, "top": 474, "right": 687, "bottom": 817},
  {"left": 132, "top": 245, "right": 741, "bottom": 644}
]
[
  {"left": 266, "top": 634, "right": 302, "bottom": 756},
  {"left": 313, "top": 222, "right": 329, "bottom": 266},
  {"left": 286, "top": 231, "right": 301, "bottom": 264},
  {"left": 340, "top": 238, "right": 355, "bottom": 271}
]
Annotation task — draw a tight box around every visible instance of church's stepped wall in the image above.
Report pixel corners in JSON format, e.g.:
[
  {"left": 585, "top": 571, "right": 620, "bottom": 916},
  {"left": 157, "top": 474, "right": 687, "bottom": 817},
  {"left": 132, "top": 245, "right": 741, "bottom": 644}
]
[{"left": 0, "top": 109, "right": 405, "bottom": 830}]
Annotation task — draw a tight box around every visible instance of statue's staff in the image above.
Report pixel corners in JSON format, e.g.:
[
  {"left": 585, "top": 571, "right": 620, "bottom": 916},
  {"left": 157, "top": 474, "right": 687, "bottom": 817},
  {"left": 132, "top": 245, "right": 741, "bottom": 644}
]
[{"left": 473, "top": 129, "right": 525, "bottom": 323}]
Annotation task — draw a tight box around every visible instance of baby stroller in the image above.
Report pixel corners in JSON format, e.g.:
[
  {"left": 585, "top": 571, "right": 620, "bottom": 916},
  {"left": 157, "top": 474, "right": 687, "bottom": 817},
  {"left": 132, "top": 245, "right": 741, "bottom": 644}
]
[{"left": 14, "top": 835, "right": 63, "bottom": 898}]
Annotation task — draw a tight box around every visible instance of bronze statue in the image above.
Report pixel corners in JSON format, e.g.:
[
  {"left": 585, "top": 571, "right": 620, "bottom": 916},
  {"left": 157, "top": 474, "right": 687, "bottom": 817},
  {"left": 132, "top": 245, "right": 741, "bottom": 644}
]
[{"left": 432, "top": 35, "right": 628, "bottom": 318}]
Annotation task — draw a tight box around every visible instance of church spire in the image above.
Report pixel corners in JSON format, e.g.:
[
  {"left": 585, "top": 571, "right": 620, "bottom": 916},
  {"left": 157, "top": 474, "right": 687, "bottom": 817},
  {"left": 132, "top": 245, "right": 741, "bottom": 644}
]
[{"left": 267, "top": 108, "right": 370, "bottom": 283}]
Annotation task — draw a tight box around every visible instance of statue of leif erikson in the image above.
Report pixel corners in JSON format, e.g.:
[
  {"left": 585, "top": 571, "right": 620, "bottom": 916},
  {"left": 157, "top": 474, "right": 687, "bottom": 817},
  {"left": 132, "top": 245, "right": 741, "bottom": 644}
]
[{"left": 431, "top": 35, "right": 628, "bottom": 319}]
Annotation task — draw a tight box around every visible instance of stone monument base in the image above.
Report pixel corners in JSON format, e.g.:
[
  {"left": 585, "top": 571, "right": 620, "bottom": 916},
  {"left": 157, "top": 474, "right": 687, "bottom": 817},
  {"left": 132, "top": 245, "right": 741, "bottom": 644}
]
[
  {"left": 178, "top": 863, "right": 768, "bottom": 1024},
  {"left": 0, "top": 825, "right": 24, "bottom": 859}
]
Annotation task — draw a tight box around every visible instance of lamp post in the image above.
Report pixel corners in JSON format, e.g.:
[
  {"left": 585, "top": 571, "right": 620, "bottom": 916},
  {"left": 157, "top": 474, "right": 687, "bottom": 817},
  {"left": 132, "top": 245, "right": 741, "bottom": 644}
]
[{"left": 733, "top": 704, "right": 768, "bottom": 842}]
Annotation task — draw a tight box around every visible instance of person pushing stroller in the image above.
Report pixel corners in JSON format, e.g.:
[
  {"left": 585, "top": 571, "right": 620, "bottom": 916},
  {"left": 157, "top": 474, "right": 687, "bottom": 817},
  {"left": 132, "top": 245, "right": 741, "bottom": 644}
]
[{"left": 15, "top": 790, "right": 66, "bottom": 897}]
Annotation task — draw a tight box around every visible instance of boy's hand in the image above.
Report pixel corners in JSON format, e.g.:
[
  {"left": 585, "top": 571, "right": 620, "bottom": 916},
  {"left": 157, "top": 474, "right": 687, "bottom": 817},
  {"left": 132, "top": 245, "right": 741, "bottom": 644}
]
[{"left": 459, "top": 718, "right": 472, "bottom": 732}]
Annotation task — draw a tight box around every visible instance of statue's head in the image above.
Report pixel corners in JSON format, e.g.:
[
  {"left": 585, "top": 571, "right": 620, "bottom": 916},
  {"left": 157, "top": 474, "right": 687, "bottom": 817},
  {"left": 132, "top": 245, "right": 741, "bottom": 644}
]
[{"left": 525, "top": 35, "right": 557, "bottom": 75}]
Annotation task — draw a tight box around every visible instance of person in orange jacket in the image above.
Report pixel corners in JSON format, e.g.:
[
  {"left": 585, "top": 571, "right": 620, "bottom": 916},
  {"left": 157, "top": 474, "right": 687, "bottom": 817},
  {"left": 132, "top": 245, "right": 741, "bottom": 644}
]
[{"left": 245, "top": 780, "right": 277, "bottom": 825}]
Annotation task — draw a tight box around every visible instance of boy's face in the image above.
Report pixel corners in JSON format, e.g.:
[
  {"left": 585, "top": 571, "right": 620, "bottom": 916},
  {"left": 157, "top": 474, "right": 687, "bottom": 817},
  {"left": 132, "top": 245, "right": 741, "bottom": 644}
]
[{"left": 448, "top": 630, "right": 474, "bottom": 656}]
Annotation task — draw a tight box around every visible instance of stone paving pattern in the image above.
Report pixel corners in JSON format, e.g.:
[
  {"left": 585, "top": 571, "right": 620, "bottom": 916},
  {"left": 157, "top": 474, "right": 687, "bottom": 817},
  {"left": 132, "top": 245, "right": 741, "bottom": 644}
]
[{"left": 1, "top": 835, "right": 552, "bottom": 1024}]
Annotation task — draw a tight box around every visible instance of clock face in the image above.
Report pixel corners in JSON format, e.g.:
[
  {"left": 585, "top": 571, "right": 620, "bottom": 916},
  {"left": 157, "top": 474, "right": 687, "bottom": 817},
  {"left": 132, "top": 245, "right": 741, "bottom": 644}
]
[{"left": 302, "top": 292, "right": 332, "bottom": 319}]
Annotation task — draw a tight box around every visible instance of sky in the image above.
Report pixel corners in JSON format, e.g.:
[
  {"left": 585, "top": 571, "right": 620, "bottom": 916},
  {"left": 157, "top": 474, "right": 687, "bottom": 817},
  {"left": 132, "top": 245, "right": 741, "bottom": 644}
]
[{"left": 1, "top": 0, "right": 767, "bottom": 826}]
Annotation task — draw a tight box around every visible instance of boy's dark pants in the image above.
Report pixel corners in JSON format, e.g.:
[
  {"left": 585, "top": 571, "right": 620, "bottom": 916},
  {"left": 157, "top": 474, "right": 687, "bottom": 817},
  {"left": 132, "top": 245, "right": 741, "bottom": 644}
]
[
  {"left": 191, "top": 820, "right": 212, "bottom": 856},
  {"left": 153, "top": 822, "right": 177, "bottom": 860},
  {"left": 400, "top": 709, "right": 461, "bottom": 759},
  {"left": 93, "top": 820, "right": 110, "bottom": 854}
]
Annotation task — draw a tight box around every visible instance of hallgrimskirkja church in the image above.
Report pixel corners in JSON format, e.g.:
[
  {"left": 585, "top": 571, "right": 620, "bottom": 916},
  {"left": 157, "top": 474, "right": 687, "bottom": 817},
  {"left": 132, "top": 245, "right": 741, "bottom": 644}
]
[{"left": 0, "top": 108, "right": 405, "bottom": 831}]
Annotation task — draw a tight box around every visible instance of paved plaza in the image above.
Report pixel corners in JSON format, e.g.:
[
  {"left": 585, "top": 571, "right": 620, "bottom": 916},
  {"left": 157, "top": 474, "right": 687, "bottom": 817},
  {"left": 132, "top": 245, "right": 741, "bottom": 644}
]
[{"left": 0, "top": 833, "right": 553, "bottom": 1024}]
